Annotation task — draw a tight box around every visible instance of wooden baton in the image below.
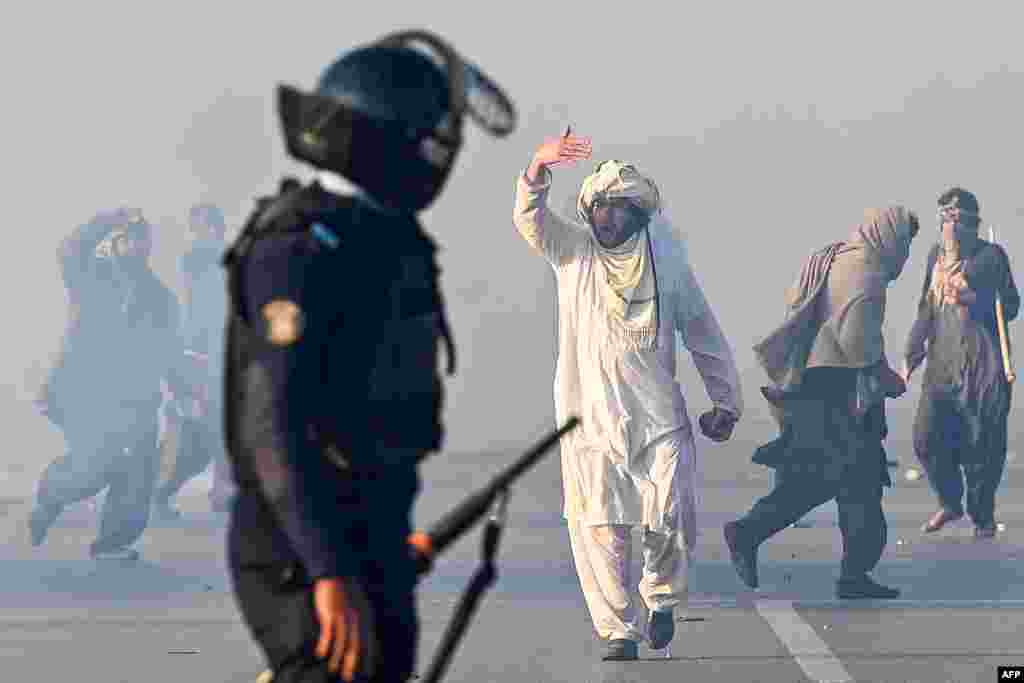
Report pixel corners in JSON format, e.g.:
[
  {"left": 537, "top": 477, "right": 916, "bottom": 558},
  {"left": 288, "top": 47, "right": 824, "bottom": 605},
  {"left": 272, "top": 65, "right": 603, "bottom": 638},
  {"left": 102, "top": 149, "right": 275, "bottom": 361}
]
[{"left": 990, "top": 226, "right": 1016, "bottom": 384}]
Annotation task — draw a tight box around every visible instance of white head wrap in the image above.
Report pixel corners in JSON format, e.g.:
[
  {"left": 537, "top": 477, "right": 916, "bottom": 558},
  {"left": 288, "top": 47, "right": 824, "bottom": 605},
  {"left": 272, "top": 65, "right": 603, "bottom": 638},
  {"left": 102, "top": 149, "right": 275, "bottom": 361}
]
[
  {"left": 575, "top": 160, "right": 664, "bottom": 350},
  {"left": 576, "top": 160, "right": 661, "bottom": 225}
]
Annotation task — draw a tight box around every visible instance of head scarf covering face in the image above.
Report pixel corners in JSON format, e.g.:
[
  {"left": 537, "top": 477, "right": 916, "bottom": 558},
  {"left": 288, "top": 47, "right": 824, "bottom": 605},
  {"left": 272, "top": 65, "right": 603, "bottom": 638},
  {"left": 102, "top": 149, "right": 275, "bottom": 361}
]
[
  {"left": 931, "top": 191, "right": 981, "bottom": 308},
  {"left": 575, "top": 160, "right": 663, "bottom": 350},
  {"left": 936, "top": 189, "right": 981, "bottom": 257},
  {"left": 846, "top": 206, "right": 916, "bottom": 282},
  {"left": 755, "top": 205, "right": 915, "bottom": 396}
]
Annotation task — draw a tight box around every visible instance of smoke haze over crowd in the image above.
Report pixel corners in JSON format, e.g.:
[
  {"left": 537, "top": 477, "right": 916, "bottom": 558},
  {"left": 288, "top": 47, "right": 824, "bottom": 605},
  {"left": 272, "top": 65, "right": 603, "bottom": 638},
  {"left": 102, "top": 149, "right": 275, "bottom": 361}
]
[{"left": 6, "top": 0, "right": 1024, "bottom": 466}]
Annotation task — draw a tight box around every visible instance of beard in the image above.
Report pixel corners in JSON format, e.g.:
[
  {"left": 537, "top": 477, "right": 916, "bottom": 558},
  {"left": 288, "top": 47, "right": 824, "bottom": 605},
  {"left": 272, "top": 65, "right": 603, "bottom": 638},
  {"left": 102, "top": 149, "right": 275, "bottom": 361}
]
[
  {"left": 592, "top": 206, "right": 650, "bottom": 248},
  {"left": 593, "top": 222, "right": 630, "bottom": 248}
]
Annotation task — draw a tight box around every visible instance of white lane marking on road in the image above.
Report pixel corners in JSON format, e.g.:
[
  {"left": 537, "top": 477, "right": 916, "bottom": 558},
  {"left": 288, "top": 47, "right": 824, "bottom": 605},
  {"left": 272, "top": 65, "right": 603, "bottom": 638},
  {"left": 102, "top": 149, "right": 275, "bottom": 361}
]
[{"left": 756, "top": 599, "right": 854, "bottom": 683}]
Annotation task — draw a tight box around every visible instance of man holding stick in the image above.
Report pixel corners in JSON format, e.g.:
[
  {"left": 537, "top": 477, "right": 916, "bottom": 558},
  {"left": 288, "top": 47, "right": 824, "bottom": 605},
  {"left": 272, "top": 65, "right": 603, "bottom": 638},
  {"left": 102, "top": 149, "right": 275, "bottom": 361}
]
[
  {"left": 512, "top": 128, "right": 744, "bottom": 660},
  {"left": 903, "top": 187, "right": 1018, "bottom": 538}
]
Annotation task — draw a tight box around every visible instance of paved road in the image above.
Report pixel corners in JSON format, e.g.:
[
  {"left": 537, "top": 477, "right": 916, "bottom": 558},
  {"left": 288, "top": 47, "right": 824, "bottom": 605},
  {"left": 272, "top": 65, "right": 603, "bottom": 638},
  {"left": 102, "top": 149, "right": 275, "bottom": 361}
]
[{"left": 2, "top": 437, "right": 1024, "bottom": 683}]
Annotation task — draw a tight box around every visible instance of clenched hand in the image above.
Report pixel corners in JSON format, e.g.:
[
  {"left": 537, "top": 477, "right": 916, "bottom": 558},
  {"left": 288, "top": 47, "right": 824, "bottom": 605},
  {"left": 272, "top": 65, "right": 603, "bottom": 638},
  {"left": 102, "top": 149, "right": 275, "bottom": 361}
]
[{"left": 699, "top": 407, "right": 738, "bottom": 442}]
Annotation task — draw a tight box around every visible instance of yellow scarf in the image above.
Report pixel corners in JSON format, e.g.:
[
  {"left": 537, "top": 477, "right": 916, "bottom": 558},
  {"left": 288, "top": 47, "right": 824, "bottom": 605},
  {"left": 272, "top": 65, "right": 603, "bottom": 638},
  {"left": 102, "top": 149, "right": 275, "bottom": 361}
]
[
  {"left": 595, "top": 229, "right": 658, "bottom": 349},
  {"left": 578, "top": 160, "right": 663, "bottom": 350}
]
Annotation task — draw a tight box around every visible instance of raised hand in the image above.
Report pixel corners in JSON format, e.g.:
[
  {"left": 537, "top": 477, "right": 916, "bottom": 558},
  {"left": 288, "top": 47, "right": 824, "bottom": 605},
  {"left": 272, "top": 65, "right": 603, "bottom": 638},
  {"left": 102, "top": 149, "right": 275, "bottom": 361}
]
[{"left": 526, "top": 125, "right": 592, "bottom": 182}]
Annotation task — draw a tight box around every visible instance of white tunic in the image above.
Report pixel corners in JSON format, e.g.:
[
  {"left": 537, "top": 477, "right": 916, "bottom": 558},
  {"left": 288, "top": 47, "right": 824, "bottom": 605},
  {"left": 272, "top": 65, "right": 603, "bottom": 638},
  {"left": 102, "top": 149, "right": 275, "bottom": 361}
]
[{"left": 513, "top": 168, "right": 743, "bottom": 532}]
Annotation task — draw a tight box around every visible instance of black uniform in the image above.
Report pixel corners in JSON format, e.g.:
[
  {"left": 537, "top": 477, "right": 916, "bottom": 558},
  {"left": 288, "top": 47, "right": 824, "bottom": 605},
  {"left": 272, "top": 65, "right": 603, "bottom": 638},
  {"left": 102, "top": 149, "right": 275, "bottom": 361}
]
[
  {"left": 223, "top": 182, "right": 451, "bottom": 682},
  {"left": 33, "top": 212, "right": 190, "bottom": 556},
  {"left": 906, "top": 239, "right": 1019, "bottom": 531}
]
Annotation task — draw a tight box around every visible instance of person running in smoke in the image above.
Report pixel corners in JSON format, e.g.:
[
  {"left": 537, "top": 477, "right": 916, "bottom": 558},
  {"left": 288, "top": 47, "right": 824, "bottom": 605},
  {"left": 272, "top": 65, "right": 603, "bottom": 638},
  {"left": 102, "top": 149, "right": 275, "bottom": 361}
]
[
  {"left": 903, "top": 188, "right": 1018, "bottom": 538},
  {"left": 512, "top": 130, "right": 744, "bottom": 661},
  {"left": 725, "top": 207, "right": 919, "bottom": 599},
  {"left": 32, "top": 208, "right": 194, "bottom": 561},
  {"left": 152, "top": 203, "right": 237, "bottom": 520}
]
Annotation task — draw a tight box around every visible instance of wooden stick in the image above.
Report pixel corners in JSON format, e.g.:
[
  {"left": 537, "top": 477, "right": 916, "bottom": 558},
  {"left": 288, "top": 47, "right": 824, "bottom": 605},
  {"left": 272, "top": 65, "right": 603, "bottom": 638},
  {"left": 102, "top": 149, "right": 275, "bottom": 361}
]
[
  {"left": 991, "top": 226, "right": 1016, "bottom": 384},
  {"left": 996, "top": 293, "right": 1016, "bottom": 384}
]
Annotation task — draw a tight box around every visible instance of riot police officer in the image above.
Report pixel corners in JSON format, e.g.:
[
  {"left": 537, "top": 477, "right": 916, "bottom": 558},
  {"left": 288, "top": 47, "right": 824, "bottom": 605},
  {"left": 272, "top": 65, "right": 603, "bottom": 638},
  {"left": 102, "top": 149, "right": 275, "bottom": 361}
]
[{"left": 222, "top": 30, "right": 515, "bottom": 682}]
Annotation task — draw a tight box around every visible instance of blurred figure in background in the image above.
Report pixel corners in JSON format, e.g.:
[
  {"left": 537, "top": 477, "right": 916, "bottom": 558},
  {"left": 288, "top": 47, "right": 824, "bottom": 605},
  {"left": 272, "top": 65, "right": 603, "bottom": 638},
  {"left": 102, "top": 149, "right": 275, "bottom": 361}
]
[
  {"left": 153, "top": 203, "right": 236, "bottom": 520},
  {"left": 31, "top": 208, "right": 194, "bottom": 561}
]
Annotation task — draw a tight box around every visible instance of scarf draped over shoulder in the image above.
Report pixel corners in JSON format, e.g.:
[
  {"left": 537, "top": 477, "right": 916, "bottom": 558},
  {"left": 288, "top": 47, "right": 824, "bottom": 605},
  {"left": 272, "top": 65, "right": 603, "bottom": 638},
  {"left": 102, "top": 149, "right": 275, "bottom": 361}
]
[
  {"left": 753, "top": 207, "right": 915, "bottom": 394},
  {"left": 576, "top": 160, "right": 663, "bottom": 350}
]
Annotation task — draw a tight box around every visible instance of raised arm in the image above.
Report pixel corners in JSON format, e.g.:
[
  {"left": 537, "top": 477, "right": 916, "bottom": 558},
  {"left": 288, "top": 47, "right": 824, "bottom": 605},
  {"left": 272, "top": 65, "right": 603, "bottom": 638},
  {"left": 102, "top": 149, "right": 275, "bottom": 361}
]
[{"left": 512, "top": 128, "right": 592, "bottom": 267}]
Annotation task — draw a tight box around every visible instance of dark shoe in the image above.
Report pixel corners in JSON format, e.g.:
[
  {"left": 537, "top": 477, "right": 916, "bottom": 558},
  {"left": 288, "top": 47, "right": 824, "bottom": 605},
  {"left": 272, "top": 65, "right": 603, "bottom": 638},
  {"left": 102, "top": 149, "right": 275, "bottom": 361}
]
[
  {"left": 647, "top": 609, "right": 675, "bottom": 650},
  {"left": 602, "top": 639, "right": 638, "bottom": 661},
  {"left": 922, "top": 508, "right": 963, "bottom": 533},
  {"left": 90, "top": 546, "right": 141, "bottom": 563},
  {"left": 974, "top": 524, "right": 997, "bottom": 539},
  {"left": 836, "top": 574, "right": 900, "bottom": 599},
  {"left": 724, "top": 521, "right": 759, "bottom": 589},
  {"left": 28, "top": 502, "right": 62, "bottom": 546}
]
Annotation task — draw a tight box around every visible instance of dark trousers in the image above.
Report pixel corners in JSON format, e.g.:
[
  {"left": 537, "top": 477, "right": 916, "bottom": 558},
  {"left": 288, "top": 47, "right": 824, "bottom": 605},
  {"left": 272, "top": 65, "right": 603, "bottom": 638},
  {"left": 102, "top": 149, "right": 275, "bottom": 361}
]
[
  {"left": 35, "top": 418, "right": 160, "bottom": 554},
  {"left": 736, "top": 466, "right": 887, "bottom": 580},
  {"left": 228, "top": 469, "right": 419, "bottom": 682},
  {"left": 913, "top": 392, "right": 1009, "bottom": 528},
  {"left": 156, "top": 411, "right": 235, "bottom": 509}
]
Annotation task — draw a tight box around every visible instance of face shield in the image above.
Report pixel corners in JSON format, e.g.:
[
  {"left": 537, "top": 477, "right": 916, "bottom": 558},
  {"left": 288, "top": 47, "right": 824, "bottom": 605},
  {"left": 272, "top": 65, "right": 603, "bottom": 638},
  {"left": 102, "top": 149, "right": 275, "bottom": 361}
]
[{"left": 276, "top": 29, "right": 517, "bottom": 213}]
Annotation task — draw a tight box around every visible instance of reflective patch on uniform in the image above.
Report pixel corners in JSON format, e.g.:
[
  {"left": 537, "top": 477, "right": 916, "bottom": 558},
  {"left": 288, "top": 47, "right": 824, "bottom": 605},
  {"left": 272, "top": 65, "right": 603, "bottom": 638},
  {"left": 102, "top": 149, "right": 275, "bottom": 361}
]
[
  {"left": 311, "top": 222, "right": 339, "bottom": 249},
  {"left": 261, "top": 299, "right": 305, "bottom": 346}
]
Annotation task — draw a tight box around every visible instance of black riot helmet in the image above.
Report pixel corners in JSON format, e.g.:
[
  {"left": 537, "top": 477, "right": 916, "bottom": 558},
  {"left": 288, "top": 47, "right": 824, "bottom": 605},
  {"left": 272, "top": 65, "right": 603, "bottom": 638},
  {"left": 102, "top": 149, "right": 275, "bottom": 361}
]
[{"left": 277, "top": 29, "right": 517, "bottom": 213}]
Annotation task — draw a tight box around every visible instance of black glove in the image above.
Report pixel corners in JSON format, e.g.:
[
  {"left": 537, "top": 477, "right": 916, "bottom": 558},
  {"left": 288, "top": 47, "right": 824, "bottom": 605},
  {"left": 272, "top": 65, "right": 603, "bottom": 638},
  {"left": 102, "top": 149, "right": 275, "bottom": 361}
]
[{"left": 698, "top": 407, "right": 737, "bottom": 442}]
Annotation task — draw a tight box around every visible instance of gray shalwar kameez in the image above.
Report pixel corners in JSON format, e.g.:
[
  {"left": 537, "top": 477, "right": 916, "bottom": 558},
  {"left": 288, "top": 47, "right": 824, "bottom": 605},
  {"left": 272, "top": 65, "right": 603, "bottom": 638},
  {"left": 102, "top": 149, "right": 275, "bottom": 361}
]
[
  {"left": 733, "top": 207, "right": 915, "bottom": 583},
  {"left": 905, "top": 237, "right": 1018, "bottom": 530}
]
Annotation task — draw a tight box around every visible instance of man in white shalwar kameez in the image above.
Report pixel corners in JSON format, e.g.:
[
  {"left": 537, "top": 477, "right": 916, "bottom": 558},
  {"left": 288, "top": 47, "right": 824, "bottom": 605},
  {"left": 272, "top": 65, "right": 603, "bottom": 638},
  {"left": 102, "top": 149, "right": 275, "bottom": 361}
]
[{"left": 512, "top": 129, "right": 744, "bottom": 661}]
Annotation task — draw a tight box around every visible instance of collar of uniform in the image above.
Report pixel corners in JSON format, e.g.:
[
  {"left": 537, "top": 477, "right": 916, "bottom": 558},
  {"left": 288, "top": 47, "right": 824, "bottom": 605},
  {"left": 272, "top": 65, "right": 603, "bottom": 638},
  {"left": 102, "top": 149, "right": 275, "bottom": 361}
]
[{"left": 315, "top": 170, "right": 400, "bottom": 216}]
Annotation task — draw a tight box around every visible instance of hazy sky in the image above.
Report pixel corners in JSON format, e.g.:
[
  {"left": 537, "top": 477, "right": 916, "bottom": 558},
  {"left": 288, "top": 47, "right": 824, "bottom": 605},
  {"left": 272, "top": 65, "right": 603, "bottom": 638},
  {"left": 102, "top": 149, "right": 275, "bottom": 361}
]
[{"left": 6, "top": 1, "right": 1024, "bottom": 456}]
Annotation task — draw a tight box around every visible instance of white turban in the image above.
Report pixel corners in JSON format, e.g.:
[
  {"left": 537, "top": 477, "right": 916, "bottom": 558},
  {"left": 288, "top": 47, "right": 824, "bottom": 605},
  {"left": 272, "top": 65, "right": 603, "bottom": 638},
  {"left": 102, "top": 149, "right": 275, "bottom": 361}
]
[{"left": 576, "top": 160, "right": 661, "bottom": 225}]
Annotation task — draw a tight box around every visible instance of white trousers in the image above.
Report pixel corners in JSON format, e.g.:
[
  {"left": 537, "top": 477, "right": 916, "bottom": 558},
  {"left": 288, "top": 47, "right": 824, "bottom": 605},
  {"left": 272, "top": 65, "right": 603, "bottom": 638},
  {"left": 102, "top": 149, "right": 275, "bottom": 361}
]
[{"left": 568, "top": 520, "right": 690, "bottom": 642}]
